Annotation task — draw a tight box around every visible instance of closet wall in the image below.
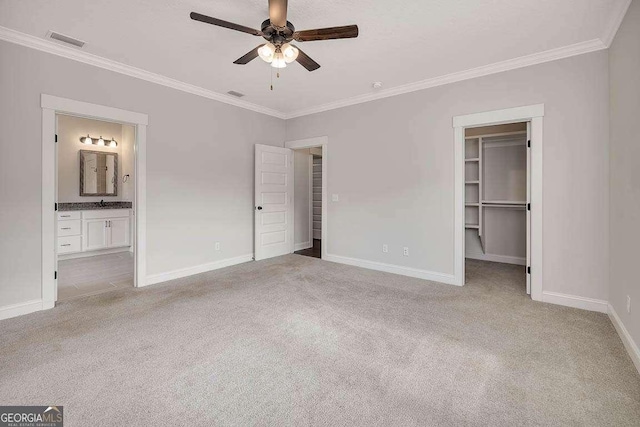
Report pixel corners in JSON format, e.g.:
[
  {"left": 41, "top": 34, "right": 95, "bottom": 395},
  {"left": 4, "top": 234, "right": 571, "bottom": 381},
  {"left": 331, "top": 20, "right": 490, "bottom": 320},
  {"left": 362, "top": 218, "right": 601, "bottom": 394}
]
[
  {"left": 465, "top": 123, "right": 527, "bottom": 265},
  {"left": 312, "top": 154, "right": 322, "bottom": 240}
]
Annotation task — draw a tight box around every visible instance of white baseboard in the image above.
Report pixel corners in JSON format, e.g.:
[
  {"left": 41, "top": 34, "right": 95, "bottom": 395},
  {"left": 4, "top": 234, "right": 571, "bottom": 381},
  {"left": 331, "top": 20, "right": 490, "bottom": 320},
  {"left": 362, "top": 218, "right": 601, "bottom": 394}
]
[
  {"left": 324, "top": 253, "right": 457, "bottom": 285},
  {"left": 145, "top": 254, "right": 253, "bottom": 286},
  {"left": 541, "top": 291, "right": 608, "bottom": 313},
  {"left": 0, "top": 299, "right": 47, "bottom": 321},
  {"left": 58, "top": 246, "right": 130, "bottom": 261},
  {"left": 466, "top": 253, "right": 526, "bottom": 265},
  {"left": 608, "top": 303, "right": 640, "bottom": 375},
  {"left": 294, "top": 241, "right": 312, "bottom": 251}
]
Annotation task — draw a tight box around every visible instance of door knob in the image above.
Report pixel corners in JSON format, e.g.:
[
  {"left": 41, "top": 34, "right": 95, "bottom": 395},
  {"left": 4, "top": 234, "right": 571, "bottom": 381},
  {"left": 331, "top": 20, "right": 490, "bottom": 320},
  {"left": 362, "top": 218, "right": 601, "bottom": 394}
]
[{"left": 256, "top": 206, "right": 263, "bottom": 210}]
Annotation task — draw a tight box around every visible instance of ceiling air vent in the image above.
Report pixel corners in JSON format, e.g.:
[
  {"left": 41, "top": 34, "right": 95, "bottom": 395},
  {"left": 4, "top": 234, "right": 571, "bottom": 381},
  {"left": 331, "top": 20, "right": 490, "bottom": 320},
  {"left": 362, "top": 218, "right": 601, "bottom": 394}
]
[
  {"left": 227, "top": 91, "right": 245, "bottom": 98},
  {"left": 46, "top": 31, "right": 85, "bottom": 48}
]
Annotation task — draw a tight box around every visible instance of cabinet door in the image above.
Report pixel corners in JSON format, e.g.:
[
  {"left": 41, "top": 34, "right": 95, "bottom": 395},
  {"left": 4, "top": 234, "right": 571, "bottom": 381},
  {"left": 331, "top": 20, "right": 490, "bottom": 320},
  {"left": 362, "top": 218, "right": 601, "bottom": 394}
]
[
  {"left": 108, "top": 217, "right": 130, "bottom": 248},
  {"left": 83, "top": 219, "right": 108, "bottom": 251}
]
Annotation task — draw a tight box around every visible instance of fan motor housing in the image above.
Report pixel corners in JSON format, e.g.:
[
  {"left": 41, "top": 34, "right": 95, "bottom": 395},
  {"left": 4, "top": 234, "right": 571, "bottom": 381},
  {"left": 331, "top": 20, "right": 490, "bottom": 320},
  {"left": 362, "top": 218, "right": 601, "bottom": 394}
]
[{"left": 261, "top": 19, "right": 295, "bottom": 45}]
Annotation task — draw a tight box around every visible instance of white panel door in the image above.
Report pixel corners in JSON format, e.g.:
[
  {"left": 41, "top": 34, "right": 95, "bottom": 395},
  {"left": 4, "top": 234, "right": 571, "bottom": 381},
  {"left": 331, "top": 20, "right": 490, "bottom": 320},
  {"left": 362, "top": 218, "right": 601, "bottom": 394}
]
[
  {"left": 255, "top": 144, "right": 294, "bottom": 260},
  {"left": 526, "top": 122, "right": 532, "bottom": 295},
  {"left": 108, "top": 217, "right": 130, "bottom": 248},
  {"left": 83, "top": 219, "right": 108, "bottom": 251}
]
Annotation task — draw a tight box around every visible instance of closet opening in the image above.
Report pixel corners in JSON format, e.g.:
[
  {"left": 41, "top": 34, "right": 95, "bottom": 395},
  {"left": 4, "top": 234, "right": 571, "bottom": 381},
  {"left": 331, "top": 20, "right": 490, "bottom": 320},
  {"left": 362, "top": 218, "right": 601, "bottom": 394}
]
[
  {"left": 464, "top": 122, "right": 530, "bottom": 294},
  {"left": 293, "top": 147, "right": 323, "bottom": 258}
]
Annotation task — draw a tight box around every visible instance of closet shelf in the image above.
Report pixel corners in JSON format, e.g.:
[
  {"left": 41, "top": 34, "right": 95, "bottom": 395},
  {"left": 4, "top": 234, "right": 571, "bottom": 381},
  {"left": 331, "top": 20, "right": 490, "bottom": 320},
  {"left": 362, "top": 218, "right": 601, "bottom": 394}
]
[
  {"left": 465, "top": 224, "right": 479, "bottom": 229},
  {"left": 465, "top": 158, "right": 480, "bottom": 162},
  {"left": 482, "top": 200, "right": 526, "bottom": 205},
  {"left": 465, "top": 203, "right": 480, "bottom": 207},
  {"left": 465, "top": 181, "right": 479, "bottom": 184}
]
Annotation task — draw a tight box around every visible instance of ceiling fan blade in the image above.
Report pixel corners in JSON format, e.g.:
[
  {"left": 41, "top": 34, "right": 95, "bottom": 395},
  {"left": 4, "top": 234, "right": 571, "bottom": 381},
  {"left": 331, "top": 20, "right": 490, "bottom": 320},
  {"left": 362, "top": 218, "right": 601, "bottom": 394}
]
[
  {"left": 190, "top": 12, "right": 262, "bottom": 36},
  {"left": 268, "top": 0, "right": 288, "bottom": 27},
  {"left": 293, "top": 25, "right": 359, "bottom": 42},
  {"left": 294, "top": 46, "right": 320, "bottom": 71},
  {"left": 233, "top": 46, "right": 262, "bottom": 64}
]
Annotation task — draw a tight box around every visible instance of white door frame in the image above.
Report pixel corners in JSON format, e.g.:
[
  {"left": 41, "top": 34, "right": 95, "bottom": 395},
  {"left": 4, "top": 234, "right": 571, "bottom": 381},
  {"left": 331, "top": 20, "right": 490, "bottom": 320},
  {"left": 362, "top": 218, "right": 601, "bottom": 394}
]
[
  {"left": 453, "top": 104, "right": 544, "bottom": 301},
  {"left": 41, "top": 94, "right": 148, "bottom": 309},
  {"left": 285, "top": 136, "right": 328, "bottom": 260}
]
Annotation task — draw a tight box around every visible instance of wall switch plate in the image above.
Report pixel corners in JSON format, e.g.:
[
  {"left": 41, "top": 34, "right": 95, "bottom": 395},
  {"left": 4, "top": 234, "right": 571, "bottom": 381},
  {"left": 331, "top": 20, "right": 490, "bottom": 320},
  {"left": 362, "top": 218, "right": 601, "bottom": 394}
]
[
  {"left": 627, "top": 295, "right": 631, "bottom": 314},
  {"left": 215, "top": 242, "right": 221, "bottom": 251},
  {"left": 382, "top": 244, "right": 388, "bottom": 253},
  {"left": 403, "top": 247, "right": 409, "bottom": 256},
  {"left": 332, "top": 194, "right": 339, "bottom": 202}
]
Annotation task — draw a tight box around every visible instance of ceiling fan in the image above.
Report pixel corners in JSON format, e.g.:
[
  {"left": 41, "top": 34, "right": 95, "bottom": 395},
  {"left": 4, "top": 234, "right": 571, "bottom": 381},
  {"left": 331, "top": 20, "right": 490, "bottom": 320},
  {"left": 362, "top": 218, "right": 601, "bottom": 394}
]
[{"left": 190, "top": 0, "right": 359, "bottom": 72}]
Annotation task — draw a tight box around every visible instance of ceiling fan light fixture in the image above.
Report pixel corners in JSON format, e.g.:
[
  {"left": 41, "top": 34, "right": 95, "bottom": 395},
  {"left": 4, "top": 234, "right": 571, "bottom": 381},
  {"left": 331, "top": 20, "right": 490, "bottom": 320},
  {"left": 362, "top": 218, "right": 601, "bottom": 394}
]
[
  {"left": 271, "top": 50, "right": 287, "bottom": 68},
  {"left": 282, "top": 43, "right": 299, "bottom": 63},
  {"left": 258, "top": 42, "right": 276, "bottom": 63}
]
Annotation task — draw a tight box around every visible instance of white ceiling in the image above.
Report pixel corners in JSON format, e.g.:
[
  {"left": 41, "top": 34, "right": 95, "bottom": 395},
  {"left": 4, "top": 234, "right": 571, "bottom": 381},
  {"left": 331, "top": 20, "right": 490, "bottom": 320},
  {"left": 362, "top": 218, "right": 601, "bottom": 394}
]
[{"left": 0, "top": 0, "right": 629, "bottom": 117}]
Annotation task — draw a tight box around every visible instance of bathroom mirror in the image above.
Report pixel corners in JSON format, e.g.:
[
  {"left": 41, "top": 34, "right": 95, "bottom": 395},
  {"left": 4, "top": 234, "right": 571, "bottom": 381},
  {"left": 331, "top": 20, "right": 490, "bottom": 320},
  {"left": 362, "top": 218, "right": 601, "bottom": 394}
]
[{"left": 80, "top": 150, "right": 118, "bottom": 196}]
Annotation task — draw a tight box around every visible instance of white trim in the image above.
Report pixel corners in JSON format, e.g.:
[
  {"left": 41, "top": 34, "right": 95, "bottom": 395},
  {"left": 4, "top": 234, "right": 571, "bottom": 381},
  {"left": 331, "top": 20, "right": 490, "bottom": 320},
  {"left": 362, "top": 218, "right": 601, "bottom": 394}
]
[
  {"left": 466, "top": 254, "right": 526, "bottom": 266},
  {"left": 608, "top": 303, "right": 640, "bottom": 375},
  {"left": 41, "top": 95, "right": 148, "bottom": 316},
  {"left": 42, "top": 108, "right": 56, "bottom": 307},
  {"left": 542, "top": 291, "right": 608, "bottom": 313},
  {"left": 1, "top": 27, "right": 284, "bottom": 119},
  {"left": 295, "top": 241, "right": 313, "bottom": 251},
  {"left": 453, "top": 105, "right": 544, "bottom": 301},
  {"left": 601, "top": 0, "right": 632, "bottom": 47},
  {"left": 42, "top": 95, "right": 148, "bottom": 125},
  {"left": 453, "top": 104, "right": 545, "bottom": 128},
  {"left": 284, "top": 41, "right": 602, "bottom": 119},
  {"left": 325, "top": 254, "right": 457, "bottom": 285},
  {"left": 145, "top": 254, "right": 253, "bottom": 286},
  {"left": 285, "top": 136, "right": 328, "bottom": 260},
  {"left": 0, "top": 26, "right": 609, "bottom": 121},
  {"left": 0, "top": 300, "right": 52, "bottom": 321}
]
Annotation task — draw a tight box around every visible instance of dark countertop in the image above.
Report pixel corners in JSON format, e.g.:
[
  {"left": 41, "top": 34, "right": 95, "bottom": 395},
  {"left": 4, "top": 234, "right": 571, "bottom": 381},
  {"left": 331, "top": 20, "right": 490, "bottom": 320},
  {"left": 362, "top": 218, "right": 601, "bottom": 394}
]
[{"left": 58, "top": 202, "right": 133, "bottom": 211}]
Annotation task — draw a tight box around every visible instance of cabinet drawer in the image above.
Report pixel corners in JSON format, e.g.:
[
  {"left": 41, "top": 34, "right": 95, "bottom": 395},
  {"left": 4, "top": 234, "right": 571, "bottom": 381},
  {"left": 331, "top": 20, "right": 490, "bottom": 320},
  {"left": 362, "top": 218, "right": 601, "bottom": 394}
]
[
  {"left": 82, "top": 209, "right": 130, "bottom": 220},
  {"left": 58, "top": 220, "right": 81, "bottom": 236},
  {"left": 58, "top": 236, "right": 81, "bottom": 254},
  {"left": 57, "top": 211, "right": 81, "bottom": 221}
]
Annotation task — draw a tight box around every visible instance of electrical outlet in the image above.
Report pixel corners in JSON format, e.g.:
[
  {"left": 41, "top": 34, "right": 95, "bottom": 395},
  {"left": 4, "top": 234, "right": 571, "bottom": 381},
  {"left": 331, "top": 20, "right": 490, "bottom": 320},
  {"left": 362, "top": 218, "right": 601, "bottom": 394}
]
[
  {"left": 627, "top": 295, "right": 631, "bottom": 314},
  {"left": 382, "top": 244, "right": 388, "bottom": 253},
  {"left": 215, "top": 242, "right": 221, "bottom": 251},
  {"left": 403, "top": 247, "right": 409, "bottom": 256}
]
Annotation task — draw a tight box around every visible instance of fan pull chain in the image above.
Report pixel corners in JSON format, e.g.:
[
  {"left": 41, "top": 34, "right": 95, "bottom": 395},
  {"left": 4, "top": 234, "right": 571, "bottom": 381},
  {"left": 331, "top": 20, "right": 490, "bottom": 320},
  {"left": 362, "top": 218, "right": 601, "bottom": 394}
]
[{"left": 270, "top": 65, "right": 273, "bottom": 91}]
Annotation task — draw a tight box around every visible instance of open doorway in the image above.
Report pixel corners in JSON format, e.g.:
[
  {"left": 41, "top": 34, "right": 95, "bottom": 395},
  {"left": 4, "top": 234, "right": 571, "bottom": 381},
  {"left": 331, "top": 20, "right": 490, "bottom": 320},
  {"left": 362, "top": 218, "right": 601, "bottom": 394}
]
[
  {"left": 464, "top": 122, "right": 530, "bottom": 293},
  {"left": 293, "top": 147, "right": 322, "bottom": 258},
  {"left": 55, "top": 114, "right": 136, "bottom": 300},
  {"left": 253, "top": 138, "right": 327, "bottom": 261}
]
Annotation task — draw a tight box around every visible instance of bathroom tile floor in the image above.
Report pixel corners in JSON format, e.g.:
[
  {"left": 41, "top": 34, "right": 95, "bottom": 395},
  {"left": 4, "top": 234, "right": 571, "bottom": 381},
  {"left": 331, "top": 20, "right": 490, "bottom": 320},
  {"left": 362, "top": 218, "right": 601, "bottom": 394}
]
[{"left": 57, "top": 252, "right": 134, "bottom": 300}]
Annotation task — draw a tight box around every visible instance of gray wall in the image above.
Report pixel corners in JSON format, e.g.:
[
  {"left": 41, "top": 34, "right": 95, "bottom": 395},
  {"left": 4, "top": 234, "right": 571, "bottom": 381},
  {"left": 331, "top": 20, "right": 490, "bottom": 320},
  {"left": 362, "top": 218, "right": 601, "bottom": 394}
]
[
  {"left": 0, "top": 40, "right": 285, "bottom": 306},
  {"left": 609, "top": 0, "right": 640, "bottom": 347},
  {"left": 286, "top": 50, "right": 610, "bottom": 301},
  {"left": 57, "top": 115, "right": 128, "bottom": 203}
]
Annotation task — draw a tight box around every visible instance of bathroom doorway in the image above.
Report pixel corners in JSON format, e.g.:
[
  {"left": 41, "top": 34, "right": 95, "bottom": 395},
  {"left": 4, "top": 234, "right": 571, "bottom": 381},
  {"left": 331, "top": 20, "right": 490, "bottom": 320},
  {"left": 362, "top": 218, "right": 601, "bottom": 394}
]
[{"left": 41, "top": 94, "right": 148, "bottom": 309}]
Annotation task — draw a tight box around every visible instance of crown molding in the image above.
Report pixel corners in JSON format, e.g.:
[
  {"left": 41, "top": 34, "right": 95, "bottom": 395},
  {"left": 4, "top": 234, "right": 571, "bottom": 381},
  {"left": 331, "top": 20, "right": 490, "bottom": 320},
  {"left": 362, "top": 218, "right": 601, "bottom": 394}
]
[
  {"left": 283, "top": 38, "right": 607, "bottom": 119},
  {"left": 0, "top": 26, "right": 611, "bottom": 121},
  {"left": 0, "top": 26, "right": 286, "bottom": 119},
  {"left": 601, "top": 0, "right": 632, "bottom": 47}
]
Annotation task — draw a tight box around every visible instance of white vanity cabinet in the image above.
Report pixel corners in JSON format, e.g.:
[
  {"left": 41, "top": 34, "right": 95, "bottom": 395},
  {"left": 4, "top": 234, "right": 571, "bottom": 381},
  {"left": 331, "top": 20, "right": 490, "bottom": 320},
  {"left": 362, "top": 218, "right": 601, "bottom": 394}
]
[{"left": 57, "top": 209, "right": 131, "bottom": 256}]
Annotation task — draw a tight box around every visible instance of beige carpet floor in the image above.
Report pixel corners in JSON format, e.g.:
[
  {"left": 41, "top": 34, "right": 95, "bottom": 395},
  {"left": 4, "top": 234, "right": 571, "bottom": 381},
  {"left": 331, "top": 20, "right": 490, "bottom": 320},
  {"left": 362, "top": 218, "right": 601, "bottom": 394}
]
[{"left": 1, "top": 256, "right": 639, "bottom": 426}]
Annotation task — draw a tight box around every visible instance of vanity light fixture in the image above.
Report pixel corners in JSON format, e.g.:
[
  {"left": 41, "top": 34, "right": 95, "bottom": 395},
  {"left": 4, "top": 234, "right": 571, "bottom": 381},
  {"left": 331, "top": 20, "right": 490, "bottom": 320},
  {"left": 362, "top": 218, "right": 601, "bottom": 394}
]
[{"left": 79, "top": 135, "right": 117, "bottom": 148}]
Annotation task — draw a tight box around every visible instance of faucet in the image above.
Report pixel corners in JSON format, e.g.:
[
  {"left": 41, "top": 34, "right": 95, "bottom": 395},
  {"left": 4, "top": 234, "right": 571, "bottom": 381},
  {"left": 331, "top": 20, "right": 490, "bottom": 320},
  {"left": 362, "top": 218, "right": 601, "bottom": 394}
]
[{"left": 99, "top": 199, "right": 106, "bottom": 207}]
